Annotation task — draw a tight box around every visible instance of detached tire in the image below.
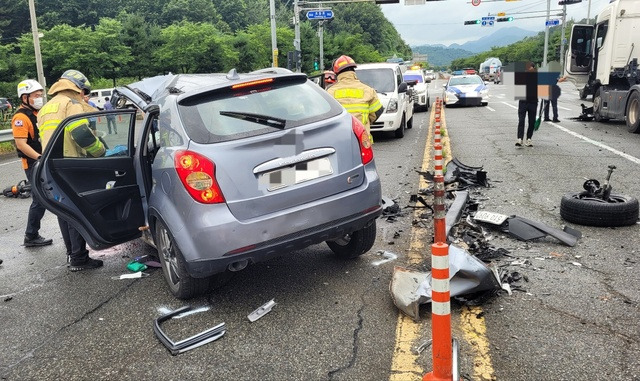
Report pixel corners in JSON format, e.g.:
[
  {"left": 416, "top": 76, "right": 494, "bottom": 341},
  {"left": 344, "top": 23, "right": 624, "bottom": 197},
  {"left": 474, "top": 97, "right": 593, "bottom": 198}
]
[
  {"left": 327, "top": 220, "right": 377, "bottom": 259},
  {"left": 560, "top": 192, "right": 639, "bottom": 227}
]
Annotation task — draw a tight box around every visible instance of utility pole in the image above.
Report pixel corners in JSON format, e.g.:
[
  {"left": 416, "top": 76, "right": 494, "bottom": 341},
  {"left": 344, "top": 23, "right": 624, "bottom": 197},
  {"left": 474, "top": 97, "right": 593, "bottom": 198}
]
[
  {"left": 587, "top": 0, "right": 592, "bottom": 23},
  {"left": 318, "top": 20, "right": 325, "bottom": 71},
  {"left": 28, "top": 0, "right": 46, "bottom": 100},
  {"left": 293, "top": 0, "right": 302, "bottom": 72},
  {"left": 543, "top": 0, "right": 551, "bottom": 67},
  {"left": 559, "top": 4, "right": 567, "bottom": 75},
  {"left": 270, "top": 0, "right": 278, "bottom": 67}
]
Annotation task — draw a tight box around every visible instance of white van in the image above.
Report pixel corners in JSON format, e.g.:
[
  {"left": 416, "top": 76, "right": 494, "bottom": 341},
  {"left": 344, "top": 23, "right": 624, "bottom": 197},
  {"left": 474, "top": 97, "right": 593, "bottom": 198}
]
[
  {"left": 89, "top": 88, "right": 115, "bottom": 109},
  {"left": 354, "top": 63, "right": 414, "bottom": 138}
]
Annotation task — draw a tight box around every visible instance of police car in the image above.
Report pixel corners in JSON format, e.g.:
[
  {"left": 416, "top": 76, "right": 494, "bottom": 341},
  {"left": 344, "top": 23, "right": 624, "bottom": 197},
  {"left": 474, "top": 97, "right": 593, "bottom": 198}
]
[{"left": 442, "top": 74, "right": 489, "bottom": 107}]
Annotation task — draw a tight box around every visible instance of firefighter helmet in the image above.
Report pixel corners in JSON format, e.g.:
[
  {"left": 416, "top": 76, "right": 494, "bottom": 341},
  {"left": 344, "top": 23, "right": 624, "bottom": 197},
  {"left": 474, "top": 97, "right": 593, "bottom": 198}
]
[
  {"left": 61, "top": 70, "right": 92, "bottom": 94},
  {"left": 17, "top": 79, "right": 44, "bottom": 98},
  {"left": 332, "top": 55, "right": 357, "bottom": 75}
]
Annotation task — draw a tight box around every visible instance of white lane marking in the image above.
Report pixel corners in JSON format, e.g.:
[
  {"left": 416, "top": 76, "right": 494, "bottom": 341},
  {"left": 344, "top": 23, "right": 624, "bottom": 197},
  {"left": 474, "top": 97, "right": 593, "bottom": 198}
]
[
  {"left": 486, "top": 106, "right": 496, "bottom": 112},
  {"left": 558, "top": 106, "right": 571, "bottom": 111},
  {"left": 549, "top": 122, "right": 640, "bottom": 165},
  {"left": 501, "top": 101, "right": 518, "bottom": 110},
  {"left": 0, "top": 159, "right": 21, "bottom": 167}
]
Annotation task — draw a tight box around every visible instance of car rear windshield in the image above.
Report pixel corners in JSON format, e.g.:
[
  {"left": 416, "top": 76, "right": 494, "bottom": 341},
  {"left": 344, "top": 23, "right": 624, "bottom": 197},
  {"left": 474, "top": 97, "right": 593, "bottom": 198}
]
[
  {"left": 403, "top": 74, "right": 423, "bottom": 83},
  {"left": 355, "top": 68, "right": 395, "bottom": 93},
  {"left": 178, "top": 80, "right": 341, "bottom": 144}
]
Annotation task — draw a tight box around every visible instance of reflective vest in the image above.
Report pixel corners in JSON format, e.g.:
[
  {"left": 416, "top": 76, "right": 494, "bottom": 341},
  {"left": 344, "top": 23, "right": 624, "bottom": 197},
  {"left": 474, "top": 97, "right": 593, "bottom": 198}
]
[
  {"left": 327, "top": 71, "right": 382, "bottom": 132},
  {"left": 38, "top": 88, "right": 105, "bottom": 158},
  {"left": 12, "top": 107, "right": 42, "bottom": 168}
]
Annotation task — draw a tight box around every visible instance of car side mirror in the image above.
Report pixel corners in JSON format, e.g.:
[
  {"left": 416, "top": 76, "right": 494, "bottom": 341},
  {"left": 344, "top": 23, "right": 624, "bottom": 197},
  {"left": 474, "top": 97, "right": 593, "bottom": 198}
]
[{"left": 398, "top": 82, "right": 408, "bottom": 93}]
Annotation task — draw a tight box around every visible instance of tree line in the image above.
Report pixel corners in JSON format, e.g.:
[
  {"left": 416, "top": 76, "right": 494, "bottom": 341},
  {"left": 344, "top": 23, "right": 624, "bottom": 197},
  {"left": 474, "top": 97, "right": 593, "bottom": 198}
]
[
  {"left": 449, "top": 21, "right": 582, "bottom": 71},
  {"left": 0, "top": 0, "right": 412, "bottom": 105}
]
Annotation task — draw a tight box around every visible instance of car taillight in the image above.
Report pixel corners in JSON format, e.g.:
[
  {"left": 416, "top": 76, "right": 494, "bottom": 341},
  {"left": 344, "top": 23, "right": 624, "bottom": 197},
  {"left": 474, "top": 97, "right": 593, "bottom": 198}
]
[
  {"left": 351, "top": 116, "right": 373, "bottom": 165},
  {"left": 174, "top": 150, "right": 225, "bottom": 204}
]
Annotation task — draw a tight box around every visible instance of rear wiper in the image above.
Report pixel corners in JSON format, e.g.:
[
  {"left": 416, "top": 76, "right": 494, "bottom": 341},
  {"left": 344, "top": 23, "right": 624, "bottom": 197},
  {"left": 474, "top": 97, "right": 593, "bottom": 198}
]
[{"left": 219, "top": 111, "right": 287, "bottom": 129}]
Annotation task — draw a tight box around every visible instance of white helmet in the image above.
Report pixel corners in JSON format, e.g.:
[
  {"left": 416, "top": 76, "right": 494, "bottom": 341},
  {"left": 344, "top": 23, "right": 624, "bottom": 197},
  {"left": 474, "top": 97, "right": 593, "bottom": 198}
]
[{"left": 17, "top": 79, "right": 44, "bottom": 98}]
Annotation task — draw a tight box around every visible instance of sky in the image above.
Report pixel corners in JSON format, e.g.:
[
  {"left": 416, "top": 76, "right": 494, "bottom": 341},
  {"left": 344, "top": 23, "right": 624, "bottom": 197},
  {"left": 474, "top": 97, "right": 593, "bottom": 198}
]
[{"left": 380, "top": 0, "right": 610, "bottom": 47}]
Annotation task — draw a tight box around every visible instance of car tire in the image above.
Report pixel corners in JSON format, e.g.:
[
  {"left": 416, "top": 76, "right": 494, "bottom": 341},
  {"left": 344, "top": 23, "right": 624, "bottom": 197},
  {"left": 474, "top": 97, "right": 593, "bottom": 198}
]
[
  {"left": 156, "top": 219, "right": 210, "bottom": 299},
  {"left": 394, "top": 114, "right": 406, "bottom": 138},
  {"left": 579, "top": 87, "right": 588, "bottom": 100},
  {"left": 326, "top": 220, "right": 377, "bottom": 259},
  {"left": 625, "top": 91, "right": 640, "bottom": 133},
  {"left": 407, "top": 113, "right": 414, "bottom": 129},
  {"left": 560, "top": 192, "right": 639, "bottom": 227}
]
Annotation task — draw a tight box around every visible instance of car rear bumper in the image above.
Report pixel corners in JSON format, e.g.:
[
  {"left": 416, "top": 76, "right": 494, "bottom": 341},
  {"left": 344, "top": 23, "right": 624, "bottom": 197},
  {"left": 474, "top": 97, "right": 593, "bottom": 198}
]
[{"left": 155, "top": 164, "right": 382, "bottom": 278}]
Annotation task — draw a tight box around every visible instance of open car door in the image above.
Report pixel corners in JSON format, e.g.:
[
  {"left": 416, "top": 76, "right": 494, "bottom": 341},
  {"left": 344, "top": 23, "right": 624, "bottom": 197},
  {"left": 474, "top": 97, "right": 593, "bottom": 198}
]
[
  {"left": 565, "top": 24, "right": 594, "bottom": 89},
  {"left": 33, "top": 108, "right": 145, "bottom": 250}
]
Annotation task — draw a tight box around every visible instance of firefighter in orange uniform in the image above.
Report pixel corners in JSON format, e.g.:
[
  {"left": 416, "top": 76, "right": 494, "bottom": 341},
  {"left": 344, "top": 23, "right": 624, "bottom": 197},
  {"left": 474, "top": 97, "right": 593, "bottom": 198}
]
[
  {"left": 326, "top": 55, "right": 383, "bottom": 139},
  {"left": 11, "top": 79, "right": 53, "bottom": 248}
]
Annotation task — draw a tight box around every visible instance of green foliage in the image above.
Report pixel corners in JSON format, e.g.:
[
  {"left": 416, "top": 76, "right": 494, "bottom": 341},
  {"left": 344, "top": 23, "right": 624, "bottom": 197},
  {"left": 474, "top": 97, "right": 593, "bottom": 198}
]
[{"left": 0, "top": 0, "right": 411, "bottom": 92}]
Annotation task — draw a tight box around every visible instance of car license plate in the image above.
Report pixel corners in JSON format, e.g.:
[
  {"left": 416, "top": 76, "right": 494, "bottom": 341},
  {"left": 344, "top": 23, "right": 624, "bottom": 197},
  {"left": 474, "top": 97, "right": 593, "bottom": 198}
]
[
  {"left": 473, "top": 211, "right": 509, "bottom": 225},
  {"left": 260, "top": 157, "right": 333, "bottom": 191}
]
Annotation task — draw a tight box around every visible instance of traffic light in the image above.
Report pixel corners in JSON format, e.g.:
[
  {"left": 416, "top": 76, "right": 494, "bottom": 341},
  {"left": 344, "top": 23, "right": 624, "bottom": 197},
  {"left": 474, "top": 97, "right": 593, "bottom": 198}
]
[
  {"left": 496, "top": 17, "right": 514, "bottom": 22},
  {"left": 558, "top": 0, "right": 581, "bottom": 4},
  {"left": 375, "top": 0, "right": 400, "bottom": 3},
  {"left": 464, "top": 20, "right": 481, "bottom": 25},
  {"left": 314, "top": 58, "right": 319, "bottom": 71}
]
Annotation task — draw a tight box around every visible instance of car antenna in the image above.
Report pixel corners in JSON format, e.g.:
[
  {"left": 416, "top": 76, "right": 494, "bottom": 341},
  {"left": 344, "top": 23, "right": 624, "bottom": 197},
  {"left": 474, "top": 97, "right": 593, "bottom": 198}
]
[{"left": 226, "top": 68, "right": 240, "bottom": 80}]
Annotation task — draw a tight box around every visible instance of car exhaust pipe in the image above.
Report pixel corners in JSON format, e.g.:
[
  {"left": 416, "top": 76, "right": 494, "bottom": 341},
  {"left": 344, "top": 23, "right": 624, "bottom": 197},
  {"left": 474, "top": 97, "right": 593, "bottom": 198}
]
[{"left": 228, "top": 259, "right": 249, "bottom": 272}]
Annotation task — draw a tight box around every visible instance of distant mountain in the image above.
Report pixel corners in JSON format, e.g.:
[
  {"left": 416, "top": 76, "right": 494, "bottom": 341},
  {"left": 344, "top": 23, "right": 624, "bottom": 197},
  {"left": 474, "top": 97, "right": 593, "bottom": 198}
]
[
  {"left": 411, "top": 45, "right": 475, "bottom": 68},
  {"left": 456, "top": 27, "right": 537, "bottom": 53},
  {"left": 411, "top": 26, "right": 537, "bottom": 67}
]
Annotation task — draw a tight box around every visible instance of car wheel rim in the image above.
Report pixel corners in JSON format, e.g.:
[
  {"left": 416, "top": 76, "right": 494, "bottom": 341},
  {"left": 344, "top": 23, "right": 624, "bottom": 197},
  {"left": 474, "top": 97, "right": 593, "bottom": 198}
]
[{"left": 158, "top": 225, "right": 180, "bottom": 286}]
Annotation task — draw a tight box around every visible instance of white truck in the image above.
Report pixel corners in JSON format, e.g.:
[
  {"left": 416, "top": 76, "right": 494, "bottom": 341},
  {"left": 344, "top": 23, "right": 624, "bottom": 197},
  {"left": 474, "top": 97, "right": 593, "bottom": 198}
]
[{"left": 564, "top": 0, "right": 640, "bottom": 132}]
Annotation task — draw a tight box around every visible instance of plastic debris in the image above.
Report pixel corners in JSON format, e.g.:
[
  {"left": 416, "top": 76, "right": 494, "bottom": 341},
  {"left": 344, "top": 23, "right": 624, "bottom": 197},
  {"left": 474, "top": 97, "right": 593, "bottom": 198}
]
[
  {"left": 372, "top": 250, "right": 398, "bottom": 266},
  {"left": 111, "top": 272, "right": 150, "bottom": 280},
  {"left": 248, "top": 299, "right": 276, "bottom": 322},
  {"left": 154, "top": 306, "right": 225, "bottom": 355}
]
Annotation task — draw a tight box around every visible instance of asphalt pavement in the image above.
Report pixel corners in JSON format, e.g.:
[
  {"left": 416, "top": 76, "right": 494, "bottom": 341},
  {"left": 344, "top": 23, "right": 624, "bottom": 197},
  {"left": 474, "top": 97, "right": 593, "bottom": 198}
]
[{"left": 1, "top": 78, "right": 639, "bottom": 380}]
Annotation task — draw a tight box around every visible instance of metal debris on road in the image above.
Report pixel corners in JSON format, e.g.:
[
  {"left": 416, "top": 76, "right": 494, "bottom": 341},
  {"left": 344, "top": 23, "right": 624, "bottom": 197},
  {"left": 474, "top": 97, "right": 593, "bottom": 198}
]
[
  {"left": 154, "top": 306, "right": 225, "bottom": 356},
  {"left": 390, "top": 245, "right": 504, "bottom": 320},
  {"left": 248, "top": 299, "right": 276, "bottom": 322}
]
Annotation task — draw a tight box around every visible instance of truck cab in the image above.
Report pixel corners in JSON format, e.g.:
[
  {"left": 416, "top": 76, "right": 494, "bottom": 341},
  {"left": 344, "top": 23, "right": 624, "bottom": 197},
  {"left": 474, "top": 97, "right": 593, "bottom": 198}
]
[{"left": 564, "top": 0, "right": 640, "bottom": 132}]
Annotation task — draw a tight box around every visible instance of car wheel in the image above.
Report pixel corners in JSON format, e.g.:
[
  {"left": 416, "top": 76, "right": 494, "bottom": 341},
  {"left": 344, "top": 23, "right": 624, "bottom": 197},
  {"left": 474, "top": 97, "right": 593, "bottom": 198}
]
[
  {"left": 407, "top": 113, "right": 414, "bottom": 129},
  {"left": 394, "top": 114, "right": 406, "bottom": 138},
  {"left": 156, "top": 219, "right": 210, "bottom": 299},
  {"left": 425, "top": 98, "right": 430, "bottom": 112},
  {"left": 626, "top": 91, "right": 640, "bottom": 133},
  {"left": 326, "top": 220, "right": 377, "bottom": 259},
  {"left": 560, "top": 192, "right": 639, "bottom": 227}
]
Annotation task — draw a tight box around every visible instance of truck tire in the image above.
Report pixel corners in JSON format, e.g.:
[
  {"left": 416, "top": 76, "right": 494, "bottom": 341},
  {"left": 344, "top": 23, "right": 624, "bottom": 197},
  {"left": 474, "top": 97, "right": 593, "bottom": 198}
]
[
  {"left": 593, "top": 88, "right": 608, "bottom": 122},
  {"left": 394, "top": 114, "right": 406, "bottom": 138},
  {"left": 626, "top": 91, "right": 640, "bottom": 133},
  {"left": 560, "top": 192, "right": 639, "bottom": 227},
  {"left": 579, "top": 87, "right": 588, "bottom": 100}
]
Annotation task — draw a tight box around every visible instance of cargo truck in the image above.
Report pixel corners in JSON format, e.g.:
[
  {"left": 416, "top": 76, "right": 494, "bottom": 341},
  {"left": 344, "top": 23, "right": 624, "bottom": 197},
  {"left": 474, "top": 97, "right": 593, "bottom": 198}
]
[{"left": 564, "top": 0, "right": 640, "bottom": 132}]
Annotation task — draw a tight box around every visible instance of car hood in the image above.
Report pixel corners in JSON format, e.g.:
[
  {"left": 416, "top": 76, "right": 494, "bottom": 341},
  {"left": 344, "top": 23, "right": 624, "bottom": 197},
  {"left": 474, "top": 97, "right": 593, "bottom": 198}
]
[{"left": 447, "top": 84, "right": 487, "bottom": 94}]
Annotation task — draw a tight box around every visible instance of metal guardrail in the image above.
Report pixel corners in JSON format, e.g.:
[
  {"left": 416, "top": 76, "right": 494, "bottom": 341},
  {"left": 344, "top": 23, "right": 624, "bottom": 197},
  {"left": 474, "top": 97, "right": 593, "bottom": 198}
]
[{"left": 0, "top": 129, "right": 13, "bottom": 143}]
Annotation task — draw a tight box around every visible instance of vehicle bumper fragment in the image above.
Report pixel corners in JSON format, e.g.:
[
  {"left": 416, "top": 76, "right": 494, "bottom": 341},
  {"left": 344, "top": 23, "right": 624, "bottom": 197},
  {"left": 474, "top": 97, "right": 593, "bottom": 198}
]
[{"left": 154, "top": 306, "right": 225, "bottom": 355}]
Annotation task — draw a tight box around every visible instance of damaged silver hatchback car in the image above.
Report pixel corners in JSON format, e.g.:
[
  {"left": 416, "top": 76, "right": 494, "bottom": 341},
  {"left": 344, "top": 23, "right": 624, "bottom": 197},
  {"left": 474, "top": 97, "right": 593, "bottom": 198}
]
[{"left": 33, "top": 68, "right": 382, "bottom": 299}]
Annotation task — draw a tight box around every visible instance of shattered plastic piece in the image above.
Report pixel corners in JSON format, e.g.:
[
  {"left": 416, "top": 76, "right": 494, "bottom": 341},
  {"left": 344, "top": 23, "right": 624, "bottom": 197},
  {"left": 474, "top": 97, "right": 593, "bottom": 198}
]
[
  {"left": 111, "top": 272, "right": 150, "bottom": 280},
  {"left": 248, "top": 299, "right": 276, "bottom": 322},
  {"left": 445, "top": 191, "right": 469, "bottom": 239},
  {"left": 572, "top": 262, "right": 583, "bottom": 267},
  {"left": 414, "top": 339, "right": 432, "bottom": 354},
  {"left": 154, "top": 306, "right": 225, "bottom": 356},
  {"left": 390, "top": 245, "right": 502, "bottom": 320},
  {"left": 473, "top": 211, "right": 580, "bottom": 246},
  {"left": 372, "top": 250, "right": 398, "bottom": 266}
]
